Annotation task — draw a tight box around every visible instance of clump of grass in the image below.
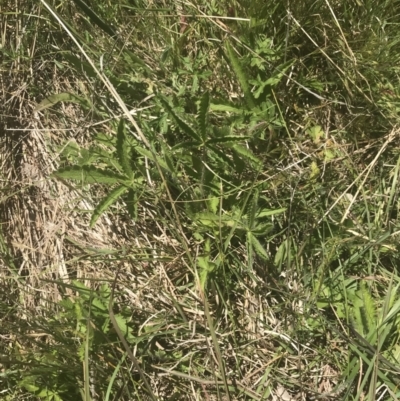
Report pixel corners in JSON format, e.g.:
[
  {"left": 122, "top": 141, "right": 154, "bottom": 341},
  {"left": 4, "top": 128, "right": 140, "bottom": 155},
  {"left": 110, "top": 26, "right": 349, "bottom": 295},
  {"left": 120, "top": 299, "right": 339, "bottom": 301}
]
[{"left": 2, "top": 0, "right": 400, "bottom": 400}]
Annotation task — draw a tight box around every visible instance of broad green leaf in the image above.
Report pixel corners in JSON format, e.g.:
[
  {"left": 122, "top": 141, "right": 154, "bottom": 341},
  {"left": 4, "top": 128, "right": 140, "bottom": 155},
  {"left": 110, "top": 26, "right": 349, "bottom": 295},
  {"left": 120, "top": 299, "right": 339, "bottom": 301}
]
[
  {"left": 116, "top": 119, "right": 133, "bottom": 179},
  {"left": 90, "top": 185, "right": 129, "bottom": 227},
  {"left": 34, "top": 92, "right": 91, "bottom": 112},
  {"left": 198, "top": 91, "right": 210, "bottom": 141},
  {"left": 52, "top": 166, "right": 128, "bottom": 185},
  {"left": 20, "top": 378, "right": 40, "bottom": 393}
]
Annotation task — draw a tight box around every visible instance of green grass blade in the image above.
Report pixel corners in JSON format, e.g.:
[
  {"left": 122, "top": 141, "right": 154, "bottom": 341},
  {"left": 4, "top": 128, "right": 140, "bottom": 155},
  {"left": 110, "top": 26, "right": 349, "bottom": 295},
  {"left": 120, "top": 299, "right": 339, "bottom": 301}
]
[{"left": 104, "top": 353, "right": 127, "bottom": 401}]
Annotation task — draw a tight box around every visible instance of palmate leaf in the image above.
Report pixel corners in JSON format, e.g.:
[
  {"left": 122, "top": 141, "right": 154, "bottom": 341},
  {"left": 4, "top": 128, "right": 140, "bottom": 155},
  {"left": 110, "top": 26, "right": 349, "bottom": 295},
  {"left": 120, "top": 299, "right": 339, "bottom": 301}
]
[
  {"left": 116, "top": 119, "right": 133, "bottom": 179},
  {"left": 52, "top": 165, "right": 129, "bottom": 185},
  {"left": 198, "top": 91, "right": 210, "bottom": 141},
  {"left": 90, "top": 185, "right": 129, "bottom": 227},
  {"left": 159, "top": 96, "right": 201, "bottom": 142}
]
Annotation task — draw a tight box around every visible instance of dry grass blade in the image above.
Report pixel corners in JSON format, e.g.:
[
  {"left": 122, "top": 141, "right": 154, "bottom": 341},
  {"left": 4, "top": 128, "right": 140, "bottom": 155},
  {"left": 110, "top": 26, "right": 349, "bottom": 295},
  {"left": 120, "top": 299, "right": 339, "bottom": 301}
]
[{"left": 108, "top": 268, "right": 157, "bottom": 401}]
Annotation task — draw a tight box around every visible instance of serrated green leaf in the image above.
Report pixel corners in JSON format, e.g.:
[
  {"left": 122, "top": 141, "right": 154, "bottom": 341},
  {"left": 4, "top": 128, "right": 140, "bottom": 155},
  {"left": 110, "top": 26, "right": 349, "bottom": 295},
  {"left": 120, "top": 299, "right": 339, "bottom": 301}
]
[
  {"left": 171, "top": 141, "right": 201, "bottom": 151},
  {"left": 197, "top": 255, "right": 214, "bottom": 291},
  {"left": 91, "top": 296, "right": 107, "bottom": 312},
  {"left": 34, "top": 92, "right": 91, "bottom": 112},
  {"left": 198, "top": 91, "right": 210, "bottom": 141},
  {"left": 274, "top": 241, "right": 286, "bottom": 267},
  {"left": 248, "top": 232, "right": 268, "bottom": 260},
  {"left": 207, "top": 145, "right": 236, "bottom": 169},
  {"left": 126, "top": 188, "right": 138, "bottom": 220},
  {"left": 195, "top": 212, "right": 239, "bottom": 228},
  {"left": 90, "top": 185, "right": 129, "bottom": 227},
  {"left": 232, "top": 144, "right": 262, "bottom": 167},
  {"left": 257, "top": 208, "right": 286, "bottom": 217},
  {"left": 208, "top": 197, "right": 219, "bottom": 214},
  {"left": 113, "top": 313, "right": 135, "bottom": 342},
  {"left": 225, "top": 42, "right": 256, "bottom": 110},
  {"left": 206, "top": 135, "right": 251, "bottom": 145},
  {"left": 135, "top": 146, "right": 170, "bottom": 172},
  {"left": 247, "top": 189, "right": 259, "bottom": 230},
  {"left": 210, "top": 103, "right": 245, "bottom": 113},
  {"left": 159, "top": 96, "right": 201, "bottom": 142},
  {"left": 52, "top": 166, "right": 129, "bottom": 185},
  {"left": 251, "top": 222, "right": 274, "bottom": 236},
  {"left": 359, "top": 281, "right": 377, "bottom": 342},
  {"left": 116, "top": 119, "right": 133, "bottom": 179}
]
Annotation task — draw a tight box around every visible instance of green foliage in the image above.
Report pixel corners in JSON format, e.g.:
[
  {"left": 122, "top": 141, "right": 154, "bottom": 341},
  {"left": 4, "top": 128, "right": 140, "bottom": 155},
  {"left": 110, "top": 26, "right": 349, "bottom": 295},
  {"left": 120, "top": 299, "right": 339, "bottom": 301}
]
[
  {"left": 225, "top": 41, "right": 256, "bottom": 110},
  {"left": 6, "top": 0, "right": 400, "bottom": 399}
]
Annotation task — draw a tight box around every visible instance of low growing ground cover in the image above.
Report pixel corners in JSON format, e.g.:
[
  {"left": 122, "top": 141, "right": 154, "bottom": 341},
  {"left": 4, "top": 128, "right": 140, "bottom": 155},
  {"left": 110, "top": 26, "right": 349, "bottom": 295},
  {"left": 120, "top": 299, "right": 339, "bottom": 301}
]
[{"left": 1, "top": 1, "right": 400, "bottom": 400}]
